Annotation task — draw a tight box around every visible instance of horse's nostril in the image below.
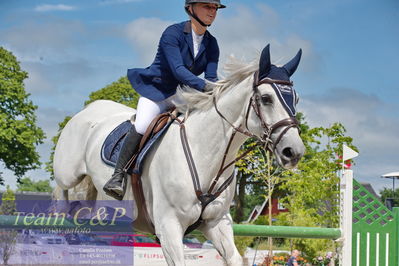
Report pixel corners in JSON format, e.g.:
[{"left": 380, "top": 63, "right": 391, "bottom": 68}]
[{"left": 282, "top": 147, "right": 293, "bottom": 158}]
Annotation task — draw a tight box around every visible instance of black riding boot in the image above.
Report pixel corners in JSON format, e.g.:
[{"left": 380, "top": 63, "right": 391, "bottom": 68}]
[{"left": 103, "top": 125, "right": 142, "bottom": 200}]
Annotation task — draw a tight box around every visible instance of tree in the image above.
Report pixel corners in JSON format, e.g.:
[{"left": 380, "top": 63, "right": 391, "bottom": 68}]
[
  {"left": 233, "top": 138, "right": 266, "bottom": 223},
  {"left": 16, "top": 177, "right": 53, "bottom": 192},
  {"left": 84, "top": 76, "right": 139, "bottom": 108},
  {"left": 276, "top": 120, "right": 357, "bottom": 259},
  {"left": 0, "top": 47, "right": 45, "bottom": 184},
  {"left": 232, "top": 113, "right": 309, "bottom": 224},
  {"left": 45, "top": 116, "right": 72, "bottom": 179},
  {"left": 46, "top": 76, "right": 139, "bottom": 178},
  {"left": 379, "top": 187, "right": 399, "bottom": 207},
  {"left": 234, "top": 112, "right": 356, "bottom": 259},
  {"left": 0, "top": 186, "right": 17, "bottom": 265},
  {"left": 0, "top": 185, "right": 16, "bottom": 214}
]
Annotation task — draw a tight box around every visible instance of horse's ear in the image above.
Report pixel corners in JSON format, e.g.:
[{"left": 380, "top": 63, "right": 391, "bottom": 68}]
[
  {"left": 259, "top": 44, "right": 271, "bottom": 80},
  {"left": 283, "top": 49, "right": 302, "bottom": 77}
]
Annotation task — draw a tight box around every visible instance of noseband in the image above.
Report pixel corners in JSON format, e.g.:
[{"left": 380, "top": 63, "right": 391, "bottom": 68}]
[{"left": 214, "top": 71, "right": 300, "bottom": 153}]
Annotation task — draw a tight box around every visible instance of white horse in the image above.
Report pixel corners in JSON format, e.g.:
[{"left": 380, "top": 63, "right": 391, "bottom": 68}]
[{"left": 53, "top": 45, "right": 305, "bottom": 265}]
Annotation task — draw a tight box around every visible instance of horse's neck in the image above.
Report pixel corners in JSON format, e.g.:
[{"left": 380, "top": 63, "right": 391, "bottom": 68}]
[{"left": 183, "top": 77, "right": 253, "bottom": 182}]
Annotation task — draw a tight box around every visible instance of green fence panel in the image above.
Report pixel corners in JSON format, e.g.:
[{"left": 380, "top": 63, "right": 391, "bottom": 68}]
[{"left": 352, "top": 179, "right": 398, "bottom": 266}]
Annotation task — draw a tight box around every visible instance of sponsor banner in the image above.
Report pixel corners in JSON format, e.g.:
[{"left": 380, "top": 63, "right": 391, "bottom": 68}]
[
  {"left": 133, "top": 247, "right": 223, "bottom": 266},
  {"left": 1, "top": 200, "right": 224, "bottom": 265},
  {"left": 8, "top": 243, "right": 133, "bottom": 265},
  {"left": 1, "top": 200, "right": 134, "bottom": 265},
  {"left": 6, "top": 244, "right": 223, "bottom": 265}
]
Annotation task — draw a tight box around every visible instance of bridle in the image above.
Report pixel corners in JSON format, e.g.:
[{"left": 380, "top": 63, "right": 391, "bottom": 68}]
[{"left": 214, "top": 71, "right": 300, "bottom": 154}]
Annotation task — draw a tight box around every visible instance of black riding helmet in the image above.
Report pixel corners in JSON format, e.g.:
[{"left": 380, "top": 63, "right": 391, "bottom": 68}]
[{"left": 185, "top": 0, "right": 226, "bottom": 27}]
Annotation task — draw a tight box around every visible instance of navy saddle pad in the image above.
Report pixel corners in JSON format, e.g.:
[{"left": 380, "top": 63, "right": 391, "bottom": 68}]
[{"left": 101, "top": 120, "right": 173, "bottom": 174}]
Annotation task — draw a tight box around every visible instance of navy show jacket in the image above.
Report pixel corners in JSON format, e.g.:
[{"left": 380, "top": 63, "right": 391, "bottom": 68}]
[{"left": 127, "top": 20, "right": 220, "bottom": 102}]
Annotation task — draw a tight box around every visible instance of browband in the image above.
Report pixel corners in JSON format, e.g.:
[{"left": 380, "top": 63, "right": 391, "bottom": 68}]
[{"left": 253, "top": 71, "right": 294, "bottom": 88}]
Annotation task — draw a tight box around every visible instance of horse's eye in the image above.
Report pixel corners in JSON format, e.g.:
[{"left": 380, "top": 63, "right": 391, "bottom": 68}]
[{"left": 261, "top": 94, "right": 273, "bottom": 105}]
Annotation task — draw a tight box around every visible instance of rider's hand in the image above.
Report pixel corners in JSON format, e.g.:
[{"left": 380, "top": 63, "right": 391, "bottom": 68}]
[{"left": 204, "top": 80, "right": 216, "bottom": 92}]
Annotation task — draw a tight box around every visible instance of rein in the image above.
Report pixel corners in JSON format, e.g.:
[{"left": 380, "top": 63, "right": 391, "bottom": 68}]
[{"left": 174, "top": 71, "right": 300, "bottom": 234}]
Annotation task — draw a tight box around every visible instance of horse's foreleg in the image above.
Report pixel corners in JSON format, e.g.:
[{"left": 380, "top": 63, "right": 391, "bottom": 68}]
[
  {"left": 200, "top": 213, "right": 243, "bottom": 266},
  {"left": 155, "top": 216, "right": 186, "bottom": 266}
]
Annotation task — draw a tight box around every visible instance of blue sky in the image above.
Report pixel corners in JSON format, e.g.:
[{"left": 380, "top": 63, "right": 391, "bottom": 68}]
[{"left": 1, "top": 0, "right": 398, "bottom": 194}]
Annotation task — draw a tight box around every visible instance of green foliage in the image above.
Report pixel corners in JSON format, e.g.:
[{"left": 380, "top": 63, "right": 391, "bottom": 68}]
[
  {"left": 233, "top": 138, "right": 270, "bottom": 223},
  {"left": 253, "top": 215, "right": 269, "bottom": 225},
  {"left": 45, "top": 116, "right": 71, "bottom": 179},
  {"left": 231, "top": 173, "right": 266, "bottom": 223},
  {"left": 0, "top": 228, "right": 17, "bottom": 266},
  {"left": 235, "top": 138, "right": 266, "bottom": 176},
  {"left": 47, "top": 76, "right": 139, "bottom": 178},
  {"left": 312, "top": 255, "right": 333, "bottom": 266},
  {"left": 16, "top": 177, "right": 53, "bottom": 192},
  {"left": 84, "top": 76, "right": 139, "bottom": 108},
  {"left": 234, "top": 236, "right": 255, "bottom": 256},
  {"left": 234, "top": 113, "right": 356, "bottom": 258},
  {"left": 275, "top": 210, "right": 335, "bottom": 259},
  {"left": 0, "top": 47, "right": 45, "bottom": 183},
  {"left": 244, "top": 193, "right": 265, "bottom": 217},
  {"left": 379, "top": 187, "right": 399, "bottom": 207},
  {"left": 0, "top": 185, "right": 16, "bottom": 215},
  {"left": 275, "top": 118, "right": 357, "bottom": 258},
  {"left": 232, "top": 114, "right": 309, "bottom": 224},
  {"left": 0, "top": 186, "right": 17, "bottom": 265},
  {"left": 279, "top": 122, "right": 356, "bottom": 228}
]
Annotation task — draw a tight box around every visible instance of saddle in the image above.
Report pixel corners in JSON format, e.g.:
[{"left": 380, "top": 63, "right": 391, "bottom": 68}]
[
  {"left": 102, "top": 108, "right": 239, "bottom": 235},
  {"left": 101, "top": 111, "right": 175, "bottom": 174},
  {"left": 101, "top": 110, "right": 176, "bottom": 233}
]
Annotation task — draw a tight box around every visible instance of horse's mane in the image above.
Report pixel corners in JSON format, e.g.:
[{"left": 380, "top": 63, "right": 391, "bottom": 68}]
[{"left": 173, "top": 57, "right": 258, "bottom": 113}]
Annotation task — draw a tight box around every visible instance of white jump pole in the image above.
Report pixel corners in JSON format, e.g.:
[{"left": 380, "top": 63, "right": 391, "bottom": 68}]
[{"left": 340, "top": 169, "right": 353, "bottom": 266}]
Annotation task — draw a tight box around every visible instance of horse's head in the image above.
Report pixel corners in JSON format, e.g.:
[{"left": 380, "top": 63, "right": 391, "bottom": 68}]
[{"left": 246, "top": 44, "right": 305, "bottom": 169}]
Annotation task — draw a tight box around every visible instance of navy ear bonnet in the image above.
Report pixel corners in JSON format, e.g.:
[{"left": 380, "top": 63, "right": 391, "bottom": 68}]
[
  {"left": 262, "top": 65, "right": 290, "bottom": 81},
  {"left": 258, "top": 44, "right": 302, "bottom": 117},
  {"left": 271, "top": 83, "right": 299, "bottom": 117}
]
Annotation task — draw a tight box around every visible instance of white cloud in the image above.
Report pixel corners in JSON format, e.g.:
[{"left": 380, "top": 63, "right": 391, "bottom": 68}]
[
  {"left": 125, "top": 18, "right": 174, "bottom": 65},
  {"left": 123, "top": 4, "right": 320, "bottom": 74},
  {"left": 0, "top": 18, "right": 105, "bottom": 97},
  {"left": 120, "top": 5, "right": 399, "bottom": 194},
  {"left": 300, "top": 88, "right": 399, "bottom": 193},
  {"left": 0, "top": 19, "right": 86, "bottom": 62},
  {"left": 100, "top": 0, "right": 143, "bottom": 5},
  {"left": 23, "top": 64, "right": 54, "bottom": 94},
  {"left": 212, "top": 3, "right": 319, "bottom": 72},
  {"left": 36, "top": 106, "right": 71, "bottom": 145},
  {"left": 18, "top": 58, "right": 99, "bottom": 97},
  {"left": 34, "top": 4, "right": 76, "bottom": 12}
]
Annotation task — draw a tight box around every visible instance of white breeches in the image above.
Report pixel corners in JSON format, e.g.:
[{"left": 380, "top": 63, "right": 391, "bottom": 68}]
[{"left": 134, "top": 96, "right": 177, "bottom": 135}]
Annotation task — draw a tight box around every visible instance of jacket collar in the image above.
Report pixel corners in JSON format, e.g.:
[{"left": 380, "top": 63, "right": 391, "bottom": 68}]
[
  {"left": 183, "top": 21, "right": 209, "bottom": 60},
  {"left": 184, "top": 20, "right": 209, "bottom": 36},
  {"left": 183, "top": 20, "right": 191, "bottom": 33}
]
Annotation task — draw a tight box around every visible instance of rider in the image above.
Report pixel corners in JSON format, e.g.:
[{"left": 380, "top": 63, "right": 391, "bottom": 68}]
[{"left": 103, "top": 0, "right": 226, "bottom": 200}]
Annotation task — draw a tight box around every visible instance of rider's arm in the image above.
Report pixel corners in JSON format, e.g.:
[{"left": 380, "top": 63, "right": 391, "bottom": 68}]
[
  {"left": 204, "top": 36, "right": 219, "bottom": 82},
  {"left": 159, "top": 30, "right": 206, "bottom": 91}
]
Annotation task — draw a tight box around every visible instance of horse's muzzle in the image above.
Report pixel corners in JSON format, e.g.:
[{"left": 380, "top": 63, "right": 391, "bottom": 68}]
[{"left": 275, "top": 134, "right": 305, "bottom": 169}]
